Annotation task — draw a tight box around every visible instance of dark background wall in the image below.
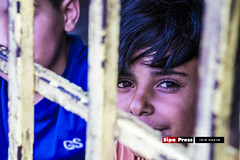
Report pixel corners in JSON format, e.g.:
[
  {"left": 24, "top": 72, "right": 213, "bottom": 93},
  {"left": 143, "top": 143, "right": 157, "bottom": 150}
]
[{"left": 70, "top": 0, "right": 89, "bottom": 45}]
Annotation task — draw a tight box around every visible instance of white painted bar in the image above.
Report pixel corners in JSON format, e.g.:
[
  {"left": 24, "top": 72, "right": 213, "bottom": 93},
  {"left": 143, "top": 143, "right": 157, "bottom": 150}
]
[
  {"left": 8, "top": 0, "right": 34, "bottom": 159},
  {"left": 0, "top": 52, "right": 89, "bottom": 121},
  {"left": 86, "top": 0, "right": 120, "bottom": 159},
  {"left": 34, "top": 63, "right": 89, "bottom": 120},
  {"left": 116, "top": 110, "right": 189, "bottom": 160},
  {"left": 190, "top": 0, "right": 239, "bottom": 160}
]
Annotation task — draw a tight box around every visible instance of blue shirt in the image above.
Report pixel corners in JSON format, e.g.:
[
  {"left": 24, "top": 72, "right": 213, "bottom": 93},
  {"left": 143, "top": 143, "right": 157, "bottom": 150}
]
[{"left": 0, "top": 35, "right": 88, "bottom": 160}]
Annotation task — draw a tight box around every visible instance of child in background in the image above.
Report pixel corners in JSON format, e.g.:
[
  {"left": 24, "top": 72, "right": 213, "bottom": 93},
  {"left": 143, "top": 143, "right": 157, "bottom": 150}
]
[
  {"left": 0, "top": 0, "right": 88, "bottom": 159},
  {"left": 115, "top": 0, "right": 202, "bottom": 159}
]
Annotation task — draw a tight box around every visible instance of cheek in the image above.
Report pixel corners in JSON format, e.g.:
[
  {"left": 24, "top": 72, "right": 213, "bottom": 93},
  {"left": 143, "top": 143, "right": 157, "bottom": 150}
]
[
  {"left": 33, "top": 28, "right": 52, "bottom": 65},
  {"left": 170, "top": 96, "right": 196, "bottom": 136},
  {"left": 34, "top": 17, "right": 56, "bottom": 49},
  {"left": 33, "top": 19, "right": 59, "bottom": 67},
  {"left": 34, "top": 19, "right": 47, "bottom": 59},
  {"left": 154, "top": 92, "right": 197, "bottom": 136},
  {"left": 117, "top": 93, "right": 131, "bottom": 112}
]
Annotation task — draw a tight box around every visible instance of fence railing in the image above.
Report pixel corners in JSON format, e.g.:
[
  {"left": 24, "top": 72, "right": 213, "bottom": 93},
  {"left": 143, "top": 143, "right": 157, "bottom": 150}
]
[
  {"left": 8, "top": 0, "right": 34, "bottom": 159},
  {"left": 0, "top": 0, "right": 239, "bottom": 160}
]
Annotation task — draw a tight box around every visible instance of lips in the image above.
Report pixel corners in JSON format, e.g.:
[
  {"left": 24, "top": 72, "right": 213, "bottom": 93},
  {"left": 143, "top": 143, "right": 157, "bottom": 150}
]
[{"left": 154, "top": 127, "right": 169, "bottom": 136}]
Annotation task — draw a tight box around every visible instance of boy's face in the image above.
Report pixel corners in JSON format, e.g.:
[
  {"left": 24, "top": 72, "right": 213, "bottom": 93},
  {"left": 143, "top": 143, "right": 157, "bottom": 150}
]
[
  {"left": 0, "top": 0, "right": 66, "bottom": 70},
  {"left": 117, "top": 51, "right": 198, "bottom": 137},
  {"left": 33, "top": 0, "right": 65, "bottom": 69}
]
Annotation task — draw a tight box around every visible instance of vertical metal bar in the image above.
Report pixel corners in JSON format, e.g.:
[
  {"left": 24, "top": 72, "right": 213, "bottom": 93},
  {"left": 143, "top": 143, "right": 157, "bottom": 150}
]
[
  {"left": 8, "top": 0, "right": 34, "bottom": 159},
  {"left": 213, "top": 0, "right": 240, "bottom": 159},
  {"left": 191, "top": 0, "right": 239, "bottom": 160},
  {"left": 86, "top": 0, "right": 120, "bottom": 159}
]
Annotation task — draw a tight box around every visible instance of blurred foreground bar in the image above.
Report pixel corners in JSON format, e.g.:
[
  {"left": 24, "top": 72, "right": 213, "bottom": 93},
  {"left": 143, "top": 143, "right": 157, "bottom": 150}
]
[
  {"left": 86, "top": 0, "right": 120, "bottom": 159},
  {"left": 192, "top": 0, "right": 240, "bottom": 160},
  {"left": 8, "top": 0, "right": 34, "bottom": 159}
]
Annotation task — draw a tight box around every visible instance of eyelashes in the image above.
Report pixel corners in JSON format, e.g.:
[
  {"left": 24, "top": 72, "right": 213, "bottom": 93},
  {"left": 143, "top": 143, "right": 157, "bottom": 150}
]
[
  {"left": 117, "top": 80, "right": 134, "bottom": 88},
  {"left": 117, "top": 78, "right": 181, "bottom": 93},
  {"left": 156, "top": 80, "right": 181, "bottom": 89}
]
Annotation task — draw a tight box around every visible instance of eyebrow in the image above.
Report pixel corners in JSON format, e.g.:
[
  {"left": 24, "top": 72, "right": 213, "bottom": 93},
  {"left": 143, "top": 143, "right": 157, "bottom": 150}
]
[
  {"left": 152, "top": 70, "right": 188, "bottom": 77},
  {"left": 118, "top": 70, "right": 133, "bottom": 77},
  {"left": 119, "top": 69, "right": 188, "bottom": 77}
]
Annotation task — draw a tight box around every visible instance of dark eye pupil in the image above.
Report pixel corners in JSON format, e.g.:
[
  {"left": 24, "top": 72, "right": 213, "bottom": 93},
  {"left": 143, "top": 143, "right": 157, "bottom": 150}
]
[
  {"left": 122, "top": 81, "right": 132, "bottom": 87},
  {"left": 118, "top": 81, "right": 133, "bottom": 88},
  {"left": 166, "top": 82, "right": 173, "bottom": 87},
  {"left": 164, "top": 82, "right": 179, "bottom": 88}
]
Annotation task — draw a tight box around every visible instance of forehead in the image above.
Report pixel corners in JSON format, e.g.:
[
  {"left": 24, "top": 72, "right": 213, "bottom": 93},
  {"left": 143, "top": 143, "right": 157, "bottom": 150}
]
[
  {"left": 128, "top": 55, "right": 198, "bottom": 76},
  {"left": 35, "top": 0, "right": 51, "bottom": 5}
]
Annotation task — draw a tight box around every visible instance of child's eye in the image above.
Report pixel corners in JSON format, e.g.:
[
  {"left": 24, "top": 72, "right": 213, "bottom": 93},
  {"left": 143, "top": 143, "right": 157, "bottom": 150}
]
[
  {"left": 117, "top": 80, "right": 134, "bottom": 88},
  {"left": 156, "top": 81, "right": 181, "bottom": 92},
  {"left": 159, "top": 81, "right": 179, "bottom": 88}
]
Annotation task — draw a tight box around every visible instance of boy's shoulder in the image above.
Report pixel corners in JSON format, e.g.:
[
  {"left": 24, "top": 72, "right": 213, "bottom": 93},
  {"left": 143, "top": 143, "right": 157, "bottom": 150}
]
[{"left": 65, "top": 34, "right": 88, "bottom": 91}]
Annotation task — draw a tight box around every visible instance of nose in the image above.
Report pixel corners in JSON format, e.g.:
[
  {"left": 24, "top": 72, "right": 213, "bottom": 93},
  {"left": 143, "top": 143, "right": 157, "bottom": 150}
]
[{"left": 129, "top": 90, "right": 154, "bottom": 116}]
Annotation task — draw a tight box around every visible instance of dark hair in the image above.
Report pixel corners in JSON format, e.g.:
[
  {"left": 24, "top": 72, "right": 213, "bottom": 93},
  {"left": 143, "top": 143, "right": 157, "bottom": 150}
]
[
  {"left": 119, "top": 0, "right": 203, "bottom": 73},
  {"left": 48, "top": 0, "right": 63, "bottom": 9}
]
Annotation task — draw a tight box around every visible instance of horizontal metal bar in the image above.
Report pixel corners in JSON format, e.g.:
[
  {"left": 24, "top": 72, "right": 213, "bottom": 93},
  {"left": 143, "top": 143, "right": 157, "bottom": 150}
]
[
  {"left": 0, "top": 48, "right": 89, "bottom": 121},
  {"left": 34, "top": 63, "right": 89, "bottom": 120},
  {"left": 115, "top": 110, "right": 189, "bottom": 160}
]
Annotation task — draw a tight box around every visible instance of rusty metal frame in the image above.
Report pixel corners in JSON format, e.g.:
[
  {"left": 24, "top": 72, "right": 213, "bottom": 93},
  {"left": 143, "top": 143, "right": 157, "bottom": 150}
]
[
  {"left": 8, "top": 0, "right": 34, "bottom": 159},
  {"left": 0, "top": 0, "right": 239, "bottom": 159}
]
